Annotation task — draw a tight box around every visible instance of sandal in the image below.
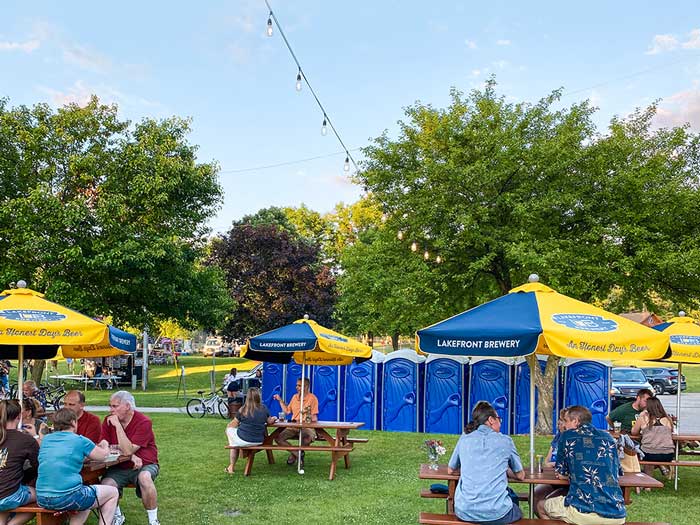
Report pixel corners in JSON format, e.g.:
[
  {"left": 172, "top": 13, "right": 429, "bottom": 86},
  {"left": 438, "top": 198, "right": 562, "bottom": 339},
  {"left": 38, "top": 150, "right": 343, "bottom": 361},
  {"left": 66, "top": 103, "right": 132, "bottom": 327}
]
[
  {"left": 224, "top": 465, "right": 235, "bottom": 474},
  {"left": 286, "top": 455, "right": 297, "bottom": 465}
]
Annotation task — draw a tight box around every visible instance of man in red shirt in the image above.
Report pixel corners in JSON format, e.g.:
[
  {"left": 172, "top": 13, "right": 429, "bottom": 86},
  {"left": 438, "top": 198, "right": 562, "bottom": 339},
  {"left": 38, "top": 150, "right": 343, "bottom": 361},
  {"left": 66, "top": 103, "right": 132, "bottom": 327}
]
[
  {"left": 99, "top": 391, "right": 160, "bottom": 525},
  {"left": 63, "top": 390, "right": 101, "bottom": 443}
]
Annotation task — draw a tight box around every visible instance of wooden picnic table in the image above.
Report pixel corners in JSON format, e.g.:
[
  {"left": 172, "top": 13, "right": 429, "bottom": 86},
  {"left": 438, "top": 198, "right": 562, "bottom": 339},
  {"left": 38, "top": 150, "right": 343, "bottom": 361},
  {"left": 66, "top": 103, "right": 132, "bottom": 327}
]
[
  {"left": 419, "top": 464, "right": 663, "bottom": 517},
  {"left": 81, "top": 453, "right": 131, "bottom": 484},
  {"left": 228, "top": 420, "right": 365, "bottom": 480}
]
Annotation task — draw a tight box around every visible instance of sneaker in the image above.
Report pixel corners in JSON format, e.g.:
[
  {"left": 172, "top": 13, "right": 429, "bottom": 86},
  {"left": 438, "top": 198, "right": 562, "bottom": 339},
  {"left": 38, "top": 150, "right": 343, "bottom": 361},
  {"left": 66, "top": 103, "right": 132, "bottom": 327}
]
[
  {"left": 112, "top": 515, "right": 126, "bottom": 525},
  {"left": 149, "top": 521, "right": 160, "bottom": 525}
]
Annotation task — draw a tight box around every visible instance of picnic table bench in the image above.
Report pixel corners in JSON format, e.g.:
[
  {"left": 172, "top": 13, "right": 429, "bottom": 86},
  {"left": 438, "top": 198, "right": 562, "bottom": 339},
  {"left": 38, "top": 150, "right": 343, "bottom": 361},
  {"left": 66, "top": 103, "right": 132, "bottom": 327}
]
[
  {"left": 418, "top": 513, "right": 668, "bottom": 525},
  {"left": 226, "top": 420, "right": 365, "bottom": 480}
]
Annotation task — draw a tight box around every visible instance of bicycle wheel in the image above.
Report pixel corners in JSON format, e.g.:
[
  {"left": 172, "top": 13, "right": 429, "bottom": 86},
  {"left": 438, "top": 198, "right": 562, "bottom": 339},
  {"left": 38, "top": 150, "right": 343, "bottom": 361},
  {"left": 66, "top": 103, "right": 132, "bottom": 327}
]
[
  {"left": 186, "top": 399, "right": 206, "bottom": 418},
  {"left": 218, "top": 399, "right": 229, "bottom": 418},
  {"left": 52, "top": 393, "right": 65, "bottom": 411}
]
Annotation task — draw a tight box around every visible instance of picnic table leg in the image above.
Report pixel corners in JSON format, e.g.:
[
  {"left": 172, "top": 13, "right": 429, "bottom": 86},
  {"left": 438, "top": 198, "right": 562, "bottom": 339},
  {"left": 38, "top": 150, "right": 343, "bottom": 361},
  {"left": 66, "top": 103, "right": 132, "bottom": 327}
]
[
  {"left": 528, "top": 485, "right": 534, "bottom": 518},
  {"left": 329, "top": 451, "right": 338, "bottom": 480},
  {"left": 243, "top": 450, "right": 256, "bottom": 476},
  {"left": 623, "top": 487, "right": 631, "bottom": 505},
  {"left": 447, "top": 480, "right": 456, "bottom": 514}
]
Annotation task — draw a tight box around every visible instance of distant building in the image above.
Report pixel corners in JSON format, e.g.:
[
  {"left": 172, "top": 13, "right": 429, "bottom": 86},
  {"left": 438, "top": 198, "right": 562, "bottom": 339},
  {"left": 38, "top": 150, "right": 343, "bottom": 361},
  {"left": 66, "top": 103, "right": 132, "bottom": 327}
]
[{"left": 620, "top": 311, "right": 663, "bottom": 327}]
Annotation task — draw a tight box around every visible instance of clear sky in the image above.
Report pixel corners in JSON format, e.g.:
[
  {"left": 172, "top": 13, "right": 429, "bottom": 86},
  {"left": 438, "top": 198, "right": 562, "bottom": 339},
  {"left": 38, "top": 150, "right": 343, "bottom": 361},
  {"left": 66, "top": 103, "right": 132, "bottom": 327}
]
[{"left": 3, "top": 1, "right": 700, "bottom": 235}]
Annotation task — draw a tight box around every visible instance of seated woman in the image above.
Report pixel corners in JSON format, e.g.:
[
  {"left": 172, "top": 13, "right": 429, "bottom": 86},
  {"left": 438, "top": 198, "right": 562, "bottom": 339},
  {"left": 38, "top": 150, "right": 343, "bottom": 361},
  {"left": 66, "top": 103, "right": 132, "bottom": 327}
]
[
  {"left": 36, "top": 408, "right": 120, "bottom": 525},
  {"left": 20, "top": 399, "right": 48, "bottom": 444},
  {"left": 632, "top": 396, "right": 675, "bottom": 480},
  {"left": 0, "top": 399, "right": 39, "bottom": 525},
  {"left": 225, "top": 387, "right": 276, "bottom": 474}
]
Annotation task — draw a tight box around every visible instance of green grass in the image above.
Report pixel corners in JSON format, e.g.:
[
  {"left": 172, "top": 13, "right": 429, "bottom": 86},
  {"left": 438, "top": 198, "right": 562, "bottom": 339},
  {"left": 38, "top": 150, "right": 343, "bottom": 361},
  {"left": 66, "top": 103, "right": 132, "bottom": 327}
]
[{"left": 74, "top": 414, "right": 687, "bottom": 524}]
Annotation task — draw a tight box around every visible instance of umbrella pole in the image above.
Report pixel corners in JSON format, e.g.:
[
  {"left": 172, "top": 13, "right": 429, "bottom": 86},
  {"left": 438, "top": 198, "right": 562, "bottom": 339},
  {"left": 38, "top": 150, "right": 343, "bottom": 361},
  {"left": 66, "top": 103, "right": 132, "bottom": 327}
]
[
  {"left": 298, "top": 355, "right": 305, "bottom": 474},
  {"left": 17, "top": 345, "right": 24, "bottom": 428},
  {"left": 529, "top": 363, "right": 535, "bottom": 519},
  {"left": 675, "top": 363, "right": 682, "bottom": 491}
]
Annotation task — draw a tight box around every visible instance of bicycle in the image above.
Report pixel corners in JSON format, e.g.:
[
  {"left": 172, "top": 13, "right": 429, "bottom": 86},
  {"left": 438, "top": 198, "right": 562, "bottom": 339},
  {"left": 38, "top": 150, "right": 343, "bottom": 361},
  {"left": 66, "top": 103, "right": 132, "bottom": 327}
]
[
  {"left": 40, "top": 384, "right": 66, "bottom": 411},
  {"left": 186, "top": 389, "right": 229, "bottom": 418}
]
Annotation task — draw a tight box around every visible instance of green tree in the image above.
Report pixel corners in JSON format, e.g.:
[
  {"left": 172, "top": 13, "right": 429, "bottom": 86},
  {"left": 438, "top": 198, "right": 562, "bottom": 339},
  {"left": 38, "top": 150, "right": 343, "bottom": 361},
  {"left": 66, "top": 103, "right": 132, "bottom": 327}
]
[
  {"left": 357, "top": 81, "right": 700, "bottom": 432},
  {"left": 0, "top": 97, "right": 231, "bottom": 331}
]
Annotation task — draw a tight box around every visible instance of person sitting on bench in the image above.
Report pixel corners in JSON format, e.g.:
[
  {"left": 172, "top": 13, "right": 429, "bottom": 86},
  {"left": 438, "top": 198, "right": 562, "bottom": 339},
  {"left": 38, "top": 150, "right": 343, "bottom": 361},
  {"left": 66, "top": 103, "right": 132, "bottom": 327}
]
[
  {"left": 273, "top": 378, "right": 318, "bottom": 466},
  {"left": 447, "top": 401, "right": 525, "bottom": 525},
  {"left": 539, "top": 405, "right": 626, "bottom": 525},
  {"left": 632, "top": 396, "right": 675, "bottom": 480}
]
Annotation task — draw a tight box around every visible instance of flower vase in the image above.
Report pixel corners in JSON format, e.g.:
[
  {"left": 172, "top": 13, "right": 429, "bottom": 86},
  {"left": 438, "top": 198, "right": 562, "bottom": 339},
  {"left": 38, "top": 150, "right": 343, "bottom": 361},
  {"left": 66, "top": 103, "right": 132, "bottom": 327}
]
[{"left": 427, "top": 451, "right": 439, "bottom": 470}]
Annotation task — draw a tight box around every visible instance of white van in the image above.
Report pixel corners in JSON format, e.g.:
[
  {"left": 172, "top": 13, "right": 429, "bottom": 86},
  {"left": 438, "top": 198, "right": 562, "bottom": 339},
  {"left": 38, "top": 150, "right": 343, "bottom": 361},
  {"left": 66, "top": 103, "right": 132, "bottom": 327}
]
[{"left": 202, "top": 336, "right": 224, "bottom": 356}]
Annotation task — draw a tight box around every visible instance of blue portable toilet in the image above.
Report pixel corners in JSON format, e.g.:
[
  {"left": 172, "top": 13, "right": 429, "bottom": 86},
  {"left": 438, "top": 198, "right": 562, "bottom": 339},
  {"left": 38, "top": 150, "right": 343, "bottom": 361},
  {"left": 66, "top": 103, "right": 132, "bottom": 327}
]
[
  {"left": 284, "top": 361, "right": 305, "bottom": 403},
  {"left": 513, "top": 356, "right": 559, "bottom": 435},
  {"left": 261, "top": 362, "right": 285, "bottom": 415},
  {"left": 468, "top": 357, "right": 512, "bottom": 435},
  {"left": 562, "top": 359, "right": 611, "bottom": 430},
  {"left": 381, "top": 349, "right": 425, "bottom": 432},
  {"left": 342, "top": 350, "right": 385, "bottom": 429},
  {"left": 423, "top": 355, "right": 469, "bottom": 435},
  {"left": 312, "top": 365, "right": 342, "bottom": 421}
]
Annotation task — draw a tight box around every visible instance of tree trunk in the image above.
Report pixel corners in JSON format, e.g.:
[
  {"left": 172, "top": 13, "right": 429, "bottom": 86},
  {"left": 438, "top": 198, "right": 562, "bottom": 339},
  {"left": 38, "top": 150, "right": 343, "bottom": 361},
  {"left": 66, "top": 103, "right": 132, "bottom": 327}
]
[
  {"left": 526, "top": 354, "right": 560, "bottom": 434},
  {"left": 391, "top": 332, "right": 399, "bottom": 351},
  {"left": 31, "top": 360, "right": 46, "bottom": 384},
  {"left": 367, "top": 332, "right": 374, "bottom": 347}
]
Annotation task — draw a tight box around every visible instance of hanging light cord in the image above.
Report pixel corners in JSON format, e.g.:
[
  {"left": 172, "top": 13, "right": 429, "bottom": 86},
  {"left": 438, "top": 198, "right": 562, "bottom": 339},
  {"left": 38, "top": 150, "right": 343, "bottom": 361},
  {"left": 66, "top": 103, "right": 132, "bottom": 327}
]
[{"left": 264, "top": 0, "right": 359, "bottom": 172}]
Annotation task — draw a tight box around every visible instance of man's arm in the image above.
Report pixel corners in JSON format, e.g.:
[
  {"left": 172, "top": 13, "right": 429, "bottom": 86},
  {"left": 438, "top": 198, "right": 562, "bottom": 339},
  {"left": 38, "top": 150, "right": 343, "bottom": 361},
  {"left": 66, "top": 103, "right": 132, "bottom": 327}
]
[
  {"left": 105, "top": 415, "right": 141, "bottom": 455},
  {"left": 273, "top": 394, "right": 290, "bottom": 414}
]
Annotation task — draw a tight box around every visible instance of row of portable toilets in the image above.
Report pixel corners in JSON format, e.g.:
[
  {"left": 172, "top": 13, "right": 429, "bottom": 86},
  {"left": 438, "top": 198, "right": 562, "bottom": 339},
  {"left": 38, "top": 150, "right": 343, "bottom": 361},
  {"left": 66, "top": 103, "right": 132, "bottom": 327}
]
[{"left": 261, "top": 349, "right": 612, "bottom": 435}]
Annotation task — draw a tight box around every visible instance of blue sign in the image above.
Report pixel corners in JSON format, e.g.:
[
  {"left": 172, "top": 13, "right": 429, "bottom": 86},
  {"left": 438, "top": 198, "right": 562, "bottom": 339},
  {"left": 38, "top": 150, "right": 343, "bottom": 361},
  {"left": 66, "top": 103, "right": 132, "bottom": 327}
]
[
  {"left": 551, "top": 313, "right": 617, "bottom": 332},
  {"left": 0, "top": 309, "right": 66, "bottom": 322},
  {"left": 670, "top": 335, "right": 700, "bottom": 346}
]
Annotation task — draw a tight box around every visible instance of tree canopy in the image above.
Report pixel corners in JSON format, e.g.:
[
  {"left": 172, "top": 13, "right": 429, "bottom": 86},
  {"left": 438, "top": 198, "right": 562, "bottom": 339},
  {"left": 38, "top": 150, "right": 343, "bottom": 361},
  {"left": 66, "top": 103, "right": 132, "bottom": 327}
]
[{"left": 0, "top": 96, "right": 230, "bottom": 329}]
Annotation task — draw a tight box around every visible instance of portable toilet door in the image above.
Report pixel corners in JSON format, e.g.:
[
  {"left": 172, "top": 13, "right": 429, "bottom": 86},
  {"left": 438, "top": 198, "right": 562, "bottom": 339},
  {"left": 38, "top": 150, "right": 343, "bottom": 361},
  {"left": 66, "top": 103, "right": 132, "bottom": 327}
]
[
  {"left": 513, "top": 357, "right": 559, "bottom": 435},
  {"left": 423, "top": 355, "right": 469, "bottom": 435},
  {"left": 342, "top": 350, "right": 385, "bottom": 429},
  {"left": 284, "top": 361, "right": 305, "bottom": 403},
  {"left": 381, "top": 349, "right": 426, "bottom": 432},
  {"left": 562, "top": 359, "right": 611, "bottom": 430},
  {"left": 261, "top": 362, "right": 285, "bottom": 415},
  {"left": 312, "top": 365, "right": 341, "bottom": 421},
  {"left": 468, "top": 357, "right": 512, "bottom": 435}
]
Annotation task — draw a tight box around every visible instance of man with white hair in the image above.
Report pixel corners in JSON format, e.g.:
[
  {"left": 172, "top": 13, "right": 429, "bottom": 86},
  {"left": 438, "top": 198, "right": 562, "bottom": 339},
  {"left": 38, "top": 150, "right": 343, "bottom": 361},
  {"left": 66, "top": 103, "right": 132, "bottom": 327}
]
[{"left": 99, "top": 391, "right": 160, "bottom": 525}]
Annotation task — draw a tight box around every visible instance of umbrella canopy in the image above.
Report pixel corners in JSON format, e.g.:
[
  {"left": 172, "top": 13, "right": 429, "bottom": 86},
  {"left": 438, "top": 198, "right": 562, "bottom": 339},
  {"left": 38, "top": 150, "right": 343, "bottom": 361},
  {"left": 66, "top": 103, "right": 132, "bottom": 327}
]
[
  {"left": 59, "top": 325, "right": 137, "bottom": 358},
  {"left": 653, "top": 315, "right": 700, "bottom": 364},
  {"left": 416, "top": 281, "right": 669, "bottom": 361},
  {"left": 241, "top": 318, "right": 372, "bottom": 365}
]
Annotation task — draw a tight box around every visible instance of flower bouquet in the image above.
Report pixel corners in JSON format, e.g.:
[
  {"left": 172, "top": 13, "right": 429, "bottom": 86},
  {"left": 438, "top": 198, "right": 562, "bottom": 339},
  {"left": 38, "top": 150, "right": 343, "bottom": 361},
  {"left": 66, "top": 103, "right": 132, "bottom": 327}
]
[{"left": 422, "top": 438, "right": 446, "bottom": 470}]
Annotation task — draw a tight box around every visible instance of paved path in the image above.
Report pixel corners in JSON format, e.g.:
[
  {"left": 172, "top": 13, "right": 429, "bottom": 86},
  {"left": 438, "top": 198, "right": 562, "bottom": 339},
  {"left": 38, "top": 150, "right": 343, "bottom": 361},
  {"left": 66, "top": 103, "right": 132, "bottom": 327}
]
[{"left": 85, "top": 405, "right": 185, "bottom": 414}]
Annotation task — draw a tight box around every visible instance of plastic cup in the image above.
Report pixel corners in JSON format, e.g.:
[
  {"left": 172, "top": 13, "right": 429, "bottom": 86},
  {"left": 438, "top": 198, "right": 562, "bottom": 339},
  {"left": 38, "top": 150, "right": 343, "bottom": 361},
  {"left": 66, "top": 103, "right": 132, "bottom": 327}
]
[
  {"left": 613, "top": 421, "right": 621, "bottom": 433},
  {"left": 278, "top": 411, "right": 286, "bottom": 422},
  {"left": 109, "top": 444, "right": 120, "bottom": 456}
]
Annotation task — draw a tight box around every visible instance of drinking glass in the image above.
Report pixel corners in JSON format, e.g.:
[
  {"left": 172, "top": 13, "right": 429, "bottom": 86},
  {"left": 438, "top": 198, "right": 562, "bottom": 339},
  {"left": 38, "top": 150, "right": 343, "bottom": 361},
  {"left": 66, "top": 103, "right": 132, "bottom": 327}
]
[
  {"left": 278, "top": 411, "right": 286, "bottom": 422},
  {"left": 613, "top": 421, "right": 622, "bottom": 433},
  {"left": 109, "top": 444, "right": 120, "bottom": 456}
]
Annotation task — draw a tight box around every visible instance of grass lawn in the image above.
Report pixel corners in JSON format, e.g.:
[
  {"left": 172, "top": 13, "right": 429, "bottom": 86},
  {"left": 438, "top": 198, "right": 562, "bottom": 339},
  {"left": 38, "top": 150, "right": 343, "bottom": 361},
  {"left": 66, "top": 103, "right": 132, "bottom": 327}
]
[{"left": 86, "top": 414, "right": 686, "bottom": 525}]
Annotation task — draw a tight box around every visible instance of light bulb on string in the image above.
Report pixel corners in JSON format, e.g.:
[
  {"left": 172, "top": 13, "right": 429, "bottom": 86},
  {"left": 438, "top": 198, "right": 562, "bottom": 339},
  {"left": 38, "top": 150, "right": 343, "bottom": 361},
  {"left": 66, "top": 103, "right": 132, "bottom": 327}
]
[
  {"left": 295, "top": 69, "right": 303, "bottom": 92},
  {"left": 344, "top": 156, "right": 350, "bottom": 172},
  {"left": 321, "top": 117, "right": 328, "bottom": 136},
  {"left": 266, "top": 14, "right": 273, "bottom": 36},
  {"left": 436, "top": 255, "right": 442, "bottom": 264},
  {"left": 397, "top": 231, "right": 404, "bottom": 240},
  {"left": 411, "top": 241, "right": 417, "bottom": 252},
  {"left": 424, "top": 250, "right": 430, "bottom": 260}
]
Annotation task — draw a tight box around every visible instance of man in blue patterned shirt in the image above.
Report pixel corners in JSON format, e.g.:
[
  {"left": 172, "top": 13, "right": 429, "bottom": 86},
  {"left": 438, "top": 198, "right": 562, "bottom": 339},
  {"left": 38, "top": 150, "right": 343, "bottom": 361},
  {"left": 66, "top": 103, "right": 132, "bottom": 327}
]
[{"left": 538, "top": 405, "right": 625, "bottom": 525}]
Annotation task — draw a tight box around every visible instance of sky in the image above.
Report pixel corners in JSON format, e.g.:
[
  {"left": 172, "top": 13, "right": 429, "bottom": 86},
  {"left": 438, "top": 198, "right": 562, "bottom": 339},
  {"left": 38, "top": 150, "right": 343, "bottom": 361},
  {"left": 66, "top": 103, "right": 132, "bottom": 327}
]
[{"left": 3, "top": 1, "right": 700, "bottom": 235}]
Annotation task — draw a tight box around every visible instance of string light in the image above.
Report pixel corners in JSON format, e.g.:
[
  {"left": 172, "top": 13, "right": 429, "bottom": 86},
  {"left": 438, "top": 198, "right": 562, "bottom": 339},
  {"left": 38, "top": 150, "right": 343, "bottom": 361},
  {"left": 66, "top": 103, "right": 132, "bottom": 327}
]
[
  {"left": 411, "top": 241, "right": 417, "bottom": 252},
  {"left": 264, "top": 0, "right": 359, "bottom": 173},
  {"left": 436, "top": 255, "right": 442, "bottom": 264},
  {"left": 397, "top": 231, "right": 404, "bottom": 240},
  {"left": 266, "top": 13, "right": 273, "bottom": 36},
  {"left": 423, "top": 250, "right": 430, "bottom": 260}
]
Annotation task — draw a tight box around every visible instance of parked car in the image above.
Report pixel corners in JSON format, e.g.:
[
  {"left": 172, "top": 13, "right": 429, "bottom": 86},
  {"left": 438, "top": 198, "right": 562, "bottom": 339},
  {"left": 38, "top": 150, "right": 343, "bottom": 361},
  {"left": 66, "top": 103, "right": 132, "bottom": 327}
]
[
  {"left": 611, "top": 367, "right": 654, "bottom": 409},
  {"left": 641, "top": 367, "right": 687, "bottom": 395},
  {"left": 202, "top": 336, "right": 224, "bottom": 357}
]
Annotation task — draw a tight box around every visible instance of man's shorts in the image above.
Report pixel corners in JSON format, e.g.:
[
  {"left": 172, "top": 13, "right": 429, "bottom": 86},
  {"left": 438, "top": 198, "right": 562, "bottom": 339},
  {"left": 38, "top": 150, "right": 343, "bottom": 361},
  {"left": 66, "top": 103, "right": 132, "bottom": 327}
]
[
  {"left": 278, "top": 427, "right": 316, "bottom": 442},
  {"left": 0, "top": 484, "right": 32, "bottom": 511},
  {"left": 37, "top": 485, "right": 96, "bottom": 512},
  {"left": 543, "top": 495, "right": 625, "bottom": 525},
  {"left": 103, "top": 464, "right": 160, "bottom": 499}
]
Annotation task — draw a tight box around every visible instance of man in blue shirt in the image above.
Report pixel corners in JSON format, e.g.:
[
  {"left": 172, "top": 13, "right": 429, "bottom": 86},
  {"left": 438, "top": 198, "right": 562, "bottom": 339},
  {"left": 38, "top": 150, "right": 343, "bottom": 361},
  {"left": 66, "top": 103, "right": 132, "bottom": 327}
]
[
  {"left": 447, "top": 401, "right": 525, "bottom": 524},
  {"left": 538, "top": 405, "right": 626, "bottom": 525}
]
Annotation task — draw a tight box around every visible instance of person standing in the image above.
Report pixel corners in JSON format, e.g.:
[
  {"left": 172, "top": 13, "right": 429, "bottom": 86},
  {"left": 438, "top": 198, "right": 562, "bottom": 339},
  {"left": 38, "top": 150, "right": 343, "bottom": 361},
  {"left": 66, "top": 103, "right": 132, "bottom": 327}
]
[
  {"left": 63, "top": 390, "right": 102, "bottom": 443},
  {"left": 273, "top": 378, "right": 319, "bottom": 466},
  {"left": 447, "top": 401, "right": 525, "bottom": 524},
  {"left": 98, "top": 391, "right": 160, "bottom": 525},
  {"left": 539, "top": 405, "right": 625, "bottom": 525},
  {"left": 606, "top": 388, "right": 653, "bottom": 432}
]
